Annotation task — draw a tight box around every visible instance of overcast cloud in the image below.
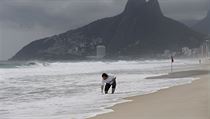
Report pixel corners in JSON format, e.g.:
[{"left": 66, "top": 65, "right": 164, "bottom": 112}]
[{"left": 0, "top": 0, "right": 209, "bottom": 60}]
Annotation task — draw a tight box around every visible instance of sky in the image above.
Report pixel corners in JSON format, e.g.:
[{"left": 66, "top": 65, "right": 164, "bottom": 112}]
[{"left": 0, "top": 0, "right": 209, "bottom": 60}]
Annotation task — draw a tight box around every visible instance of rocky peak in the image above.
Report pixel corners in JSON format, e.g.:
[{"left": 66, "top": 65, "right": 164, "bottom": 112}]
[
  {"left": 10, "top": 0, "right": 204, "bottom": 61},
  {"left": 123, "top": 0, "right": 163, "bottom": 17}
]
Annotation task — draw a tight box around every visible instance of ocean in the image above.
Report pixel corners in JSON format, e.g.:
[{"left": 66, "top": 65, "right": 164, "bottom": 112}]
[{"left": 0, "top": 59, "right": 200, "bottom": 119}]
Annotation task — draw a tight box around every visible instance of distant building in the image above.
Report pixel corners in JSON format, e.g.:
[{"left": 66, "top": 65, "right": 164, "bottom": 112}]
[
  {"left": 182, "top": 47, "right": 192, "bottom": 56},
  {"left": 200, "top": 35, "right": 210, "bottom": 58},
  {"left": 207, "top": 36, "right": 210, "bottom": 57},
  {"left": 86, "top": 45, "right": 106, "bottom": 59},
  {"left": 96, "top": 45, "right": 106, "bottom": 58}
]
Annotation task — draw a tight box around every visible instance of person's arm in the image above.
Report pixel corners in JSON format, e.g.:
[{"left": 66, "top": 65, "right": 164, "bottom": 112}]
[
  {"left": 113, "top": 77, "right": 116, "bottom": 80},
  {"left": 101, "top": 80, "right": 105, "bottom": 94},
  {"left": 101, "top": 85, "right": 104, "bottom": 94}
]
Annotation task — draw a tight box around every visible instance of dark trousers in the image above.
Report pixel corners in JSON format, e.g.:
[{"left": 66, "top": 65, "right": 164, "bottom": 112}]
[{"left": 105, "top": 80, "right": 116, "bottom": 94}]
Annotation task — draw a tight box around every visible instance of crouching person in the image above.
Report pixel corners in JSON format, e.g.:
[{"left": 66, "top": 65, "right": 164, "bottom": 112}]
[{"left": 101, "top": 73, "right": 117, "bottom": 94}]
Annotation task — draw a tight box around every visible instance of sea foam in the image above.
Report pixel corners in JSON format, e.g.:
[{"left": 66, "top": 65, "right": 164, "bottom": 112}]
[{"left": 0, "top": 59, "right": 199, "bottom": 119}]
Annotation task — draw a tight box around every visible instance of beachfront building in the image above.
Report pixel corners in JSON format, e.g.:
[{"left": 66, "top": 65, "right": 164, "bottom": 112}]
[
  {"left": 207, "top": 34, "right": 210, "bottom": 57},
  {"left": 200, "top": 34, "right": 210, "bottom": 58},
  {"left": 96, "top": 45, "right": 106, "bottom": 58},
  {"left": 182, "top": 47, "right": 192, "bottom": 56}
]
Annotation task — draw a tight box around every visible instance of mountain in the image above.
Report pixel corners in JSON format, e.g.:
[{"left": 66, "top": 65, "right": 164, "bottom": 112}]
[
  {"left": 11, "top": 0, "right": 204, "bottom": 60},
  {"left": 181, "top": 19, "right": 199, "bottom": 27},
  {"left": 193, "top": 10, "right": 210, "bottom": 34}
]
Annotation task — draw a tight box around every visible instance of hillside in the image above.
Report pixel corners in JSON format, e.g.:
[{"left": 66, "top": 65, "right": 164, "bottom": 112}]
[{"left": 11, "top": 0, "right": 204, "bottom": 60}]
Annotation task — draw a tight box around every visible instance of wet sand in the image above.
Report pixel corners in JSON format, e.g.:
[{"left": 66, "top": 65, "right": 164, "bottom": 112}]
[{"left": 90, "top": 69, "right": 210, "bottom": 119}]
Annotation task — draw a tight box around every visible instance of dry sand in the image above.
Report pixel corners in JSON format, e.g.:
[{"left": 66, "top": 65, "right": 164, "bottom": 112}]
[{"left": 90, "top": 69, "right": 210, "bottom": 119}]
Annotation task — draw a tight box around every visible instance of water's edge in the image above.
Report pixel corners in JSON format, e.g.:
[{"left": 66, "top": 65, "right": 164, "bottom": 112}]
[{"left": 86, "top": 76, "right": 199, "bottom": 119}]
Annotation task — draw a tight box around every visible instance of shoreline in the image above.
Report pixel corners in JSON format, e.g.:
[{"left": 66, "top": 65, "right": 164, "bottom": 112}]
[{"left": 89, "top": 68, "right": 209, "bottom": 119}]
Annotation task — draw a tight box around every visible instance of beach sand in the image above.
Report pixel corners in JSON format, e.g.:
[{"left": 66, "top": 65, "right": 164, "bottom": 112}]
[{"left": 90, "top": 69, "right": 210, "bottom": 119}]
